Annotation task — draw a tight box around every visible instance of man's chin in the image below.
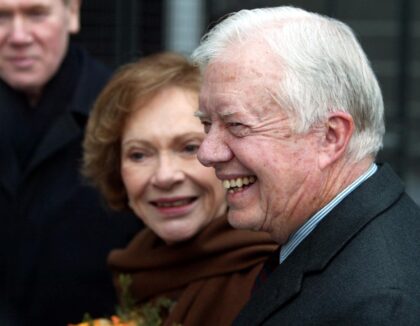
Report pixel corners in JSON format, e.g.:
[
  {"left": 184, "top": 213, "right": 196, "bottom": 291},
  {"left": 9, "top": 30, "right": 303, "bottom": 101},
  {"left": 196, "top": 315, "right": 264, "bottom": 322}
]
[
  {"left": 1, "top": 73, "right": 44, "bottom": 94},
  {"left": 227, "top": 209, "right": 261, "bottom": 232}
]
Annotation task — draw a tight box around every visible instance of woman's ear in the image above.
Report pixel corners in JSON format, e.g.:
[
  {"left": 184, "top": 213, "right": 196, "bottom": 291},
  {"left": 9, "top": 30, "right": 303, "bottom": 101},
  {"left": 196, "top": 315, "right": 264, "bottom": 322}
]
[{"left": 318, "top": 112, "right": 354, "bottom": 170}]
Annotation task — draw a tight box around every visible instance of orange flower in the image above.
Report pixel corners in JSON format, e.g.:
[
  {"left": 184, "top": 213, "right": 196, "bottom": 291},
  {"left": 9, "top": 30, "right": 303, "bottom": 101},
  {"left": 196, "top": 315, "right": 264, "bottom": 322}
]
[
  {"left": 110, "top": 316, "right": 138, "bottom": 326},
  {"left": 68, "top": 318, "right": 114, "bottom": 326}
]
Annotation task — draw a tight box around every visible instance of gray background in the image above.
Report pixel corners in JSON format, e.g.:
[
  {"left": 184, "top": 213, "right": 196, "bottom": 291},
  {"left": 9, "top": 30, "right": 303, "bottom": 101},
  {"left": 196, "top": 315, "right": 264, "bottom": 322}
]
[{"left": 73, "top": 0, "right": 420, "bottom": 204}]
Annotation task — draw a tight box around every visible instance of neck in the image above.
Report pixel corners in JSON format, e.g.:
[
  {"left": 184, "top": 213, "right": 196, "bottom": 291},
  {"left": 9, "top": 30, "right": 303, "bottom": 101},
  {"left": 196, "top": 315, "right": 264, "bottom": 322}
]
[
  {"left": 271, "top": 156, "right": 374, "bottom": 245},
  {"left": 318, "top": 156, "right": 374, "bottom": 208}
]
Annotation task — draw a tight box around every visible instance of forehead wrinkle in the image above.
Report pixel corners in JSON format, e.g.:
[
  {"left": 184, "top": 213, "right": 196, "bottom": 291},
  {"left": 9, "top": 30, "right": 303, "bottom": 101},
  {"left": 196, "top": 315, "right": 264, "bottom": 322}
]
[
  {"left": 202, "top": 57, "right": 283, "bottom": 125},
  {"left": 201, "top": 85, "right": 268, "bottom": 124}
]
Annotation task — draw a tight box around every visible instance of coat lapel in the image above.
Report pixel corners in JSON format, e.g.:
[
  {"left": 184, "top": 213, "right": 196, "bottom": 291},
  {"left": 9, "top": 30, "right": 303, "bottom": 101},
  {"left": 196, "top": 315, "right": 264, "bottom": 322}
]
[
  {"left": 235, "top": 244, "right": 309, "bottom": 325},
  {"left": 22, "top": 46, "right": 110, "bottom": 177},
  {"left": 305, "top": 164, "right": 403, "bottom": 272},
  {"left": 234, "top": 164, "right": 404, "bottom": 325},
  {"left": 24, "top": 112, "right": 82, "bottom": 178}
]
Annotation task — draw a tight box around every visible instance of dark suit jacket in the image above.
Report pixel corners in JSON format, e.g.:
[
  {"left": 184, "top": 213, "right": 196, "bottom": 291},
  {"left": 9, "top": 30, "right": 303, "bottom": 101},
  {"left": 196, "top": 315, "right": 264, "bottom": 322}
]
[
  {"left": 234, "top": 164, "right": 420, "bottom": 325},
  {"left": 0, "top": 45, "right": 141, "bottom": 326}
]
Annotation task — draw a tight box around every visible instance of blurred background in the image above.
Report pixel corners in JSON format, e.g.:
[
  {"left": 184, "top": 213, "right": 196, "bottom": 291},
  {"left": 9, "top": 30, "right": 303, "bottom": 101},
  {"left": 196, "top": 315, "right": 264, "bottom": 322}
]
[{"left": 73, "top": 0, "right": 420, "bottom": 204}]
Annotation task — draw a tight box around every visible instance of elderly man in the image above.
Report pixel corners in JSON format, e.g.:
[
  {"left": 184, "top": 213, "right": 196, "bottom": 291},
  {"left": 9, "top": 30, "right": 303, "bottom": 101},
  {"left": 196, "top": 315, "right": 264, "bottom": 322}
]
[
  {"left": 192, "top": 6, "right": 420, "bottom": 325},
  {"left": 0, "top": 0, "right": 140, "bottom": 325}
]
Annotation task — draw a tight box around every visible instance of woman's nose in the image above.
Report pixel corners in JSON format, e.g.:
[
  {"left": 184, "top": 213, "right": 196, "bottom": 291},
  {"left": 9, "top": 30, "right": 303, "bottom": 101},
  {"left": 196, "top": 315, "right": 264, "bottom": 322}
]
[{"left": 151, "top": 154, "right": 185, "bottom": 189}]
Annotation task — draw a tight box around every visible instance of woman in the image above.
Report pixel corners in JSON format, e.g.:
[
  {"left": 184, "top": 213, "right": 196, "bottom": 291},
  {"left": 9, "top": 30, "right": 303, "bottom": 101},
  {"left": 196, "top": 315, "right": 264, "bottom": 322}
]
[{"left": 82, "top": 52, "right": 277, "bottom": 326}]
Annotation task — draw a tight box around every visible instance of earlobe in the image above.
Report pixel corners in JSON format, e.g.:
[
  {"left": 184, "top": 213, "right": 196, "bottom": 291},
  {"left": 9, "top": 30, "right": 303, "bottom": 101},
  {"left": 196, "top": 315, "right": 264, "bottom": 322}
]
[{"left": 318, "top": 112, "right": 354, "bottom": 169}]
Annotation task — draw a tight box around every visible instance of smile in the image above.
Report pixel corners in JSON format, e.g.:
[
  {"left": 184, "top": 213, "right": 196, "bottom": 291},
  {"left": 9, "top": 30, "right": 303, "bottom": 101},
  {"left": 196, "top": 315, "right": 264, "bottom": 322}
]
[
  {"left": 223, "top": 176, "right": 256, "bottom": 192},
  {"left": 151, "top": 197, "right": 197, "bottom": 208}
]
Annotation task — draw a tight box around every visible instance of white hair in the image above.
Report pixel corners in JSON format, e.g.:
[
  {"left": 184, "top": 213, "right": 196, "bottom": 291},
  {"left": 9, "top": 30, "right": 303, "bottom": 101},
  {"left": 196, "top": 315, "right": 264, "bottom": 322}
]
[{"left": 192, "top": 6, "right": 385, "bottom": 161}]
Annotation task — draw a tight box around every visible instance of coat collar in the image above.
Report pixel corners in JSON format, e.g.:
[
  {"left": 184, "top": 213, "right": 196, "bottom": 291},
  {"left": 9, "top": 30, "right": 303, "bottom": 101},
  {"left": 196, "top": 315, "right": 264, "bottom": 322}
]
[
  {"left": 66, "top": 44, "right": 111, "bottom": 117},
  {"left": 26, "top": 45, "right": 110, "bottom": 172},
  {"left": 234, "top": 164, "right": 404, "bottom": 325},
  {"left": 0, "top": 45, "right": 110, "bottom": 195}
]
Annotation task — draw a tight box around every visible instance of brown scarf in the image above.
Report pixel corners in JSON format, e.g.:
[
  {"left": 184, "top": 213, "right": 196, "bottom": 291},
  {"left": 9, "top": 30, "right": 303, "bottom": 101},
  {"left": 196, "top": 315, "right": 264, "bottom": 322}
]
[{"left": 108, "top": 213, "right": 278, "bottom": 326}]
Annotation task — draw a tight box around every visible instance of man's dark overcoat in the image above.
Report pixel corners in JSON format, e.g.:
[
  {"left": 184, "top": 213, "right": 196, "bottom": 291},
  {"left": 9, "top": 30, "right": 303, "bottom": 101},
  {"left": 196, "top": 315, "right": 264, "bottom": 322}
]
[
  {"left": 234, "top": 164, "right": 420, "bottom": 325},
  {"left": 0, "top": 45, "right": 141, "bottom": 326}
]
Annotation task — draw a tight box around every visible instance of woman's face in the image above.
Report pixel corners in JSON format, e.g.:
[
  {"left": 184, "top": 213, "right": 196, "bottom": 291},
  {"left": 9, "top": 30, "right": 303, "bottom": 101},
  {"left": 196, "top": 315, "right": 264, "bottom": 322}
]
[{"left": 120, "top": 86, "right": 227, "bottom": 244}]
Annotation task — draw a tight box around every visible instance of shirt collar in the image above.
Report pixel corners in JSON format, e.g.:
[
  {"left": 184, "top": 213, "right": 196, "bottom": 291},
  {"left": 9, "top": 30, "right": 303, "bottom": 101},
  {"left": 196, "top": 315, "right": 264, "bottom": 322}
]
[{"left": 280, "top": 163, "right": 378, "bottom": 264}]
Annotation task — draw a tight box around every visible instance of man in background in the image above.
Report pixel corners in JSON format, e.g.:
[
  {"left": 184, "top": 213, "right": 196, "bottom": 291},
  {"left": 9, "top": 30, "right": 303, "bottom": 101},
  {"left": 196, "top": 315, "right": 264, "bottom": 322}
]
[
  {"left": 0, "top": 0, "right": 140, "bottom": 325},
  {"left": 192, "top": 6, "right": 420, "bottom": 325}
]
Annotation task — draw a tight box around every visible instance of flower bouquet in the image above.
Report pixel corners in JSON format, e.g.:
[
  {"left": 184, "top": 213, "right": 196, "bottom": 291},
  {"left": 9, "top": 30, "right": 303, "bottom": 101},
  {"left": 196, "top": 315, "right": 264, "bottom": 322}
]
[{"left": 68, "top": 274, "right": 176, "bottom": 326}]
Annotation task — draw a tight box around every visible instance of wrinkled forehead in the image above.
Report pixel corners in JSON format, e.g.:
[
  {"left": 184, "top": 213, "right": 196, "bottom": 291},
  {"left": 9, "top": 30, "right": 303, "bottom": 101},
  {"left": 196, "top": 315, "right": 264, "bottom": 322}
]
[
  {"left": 203, "top": 39, "right": 280, "bottom": 88},
  {"left": 199, "top": 44, "right": 281, "bottom": 115}
]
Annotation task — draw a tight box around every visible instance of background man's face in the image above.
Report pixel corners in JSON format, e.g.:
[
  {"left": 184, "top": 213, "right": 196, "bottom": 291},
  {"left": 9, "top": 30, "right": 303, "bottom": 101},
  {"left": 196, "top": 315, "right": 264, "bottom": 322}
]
[{"left": 0, "top": 0, "right": 79, "bottom": 97}]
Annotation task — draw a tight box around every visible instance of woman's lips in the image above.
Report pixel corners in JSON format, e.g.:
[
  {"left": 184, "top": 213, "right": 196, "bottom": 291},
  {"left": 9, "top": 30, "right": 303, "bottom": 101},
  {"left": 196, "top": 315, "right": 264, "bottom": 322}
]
[{"left": 150, "top": 196, "right": 198, "bottom": 216}]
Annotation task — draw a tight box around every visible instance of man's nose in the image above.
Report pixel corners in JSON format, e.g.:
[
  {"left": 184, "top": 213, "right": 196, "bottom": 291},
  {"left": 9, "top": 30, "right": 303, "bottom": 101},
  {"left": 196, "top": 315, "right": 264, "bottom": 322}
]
[
  {"left": 9, "top": 16, "right": 32, "bottom": 44},
  {"left": 151, "top": 154, "right": 185, "bottom": 189},
  {"left": 198, "top": 127, "right": 233, "bottom": 167}
]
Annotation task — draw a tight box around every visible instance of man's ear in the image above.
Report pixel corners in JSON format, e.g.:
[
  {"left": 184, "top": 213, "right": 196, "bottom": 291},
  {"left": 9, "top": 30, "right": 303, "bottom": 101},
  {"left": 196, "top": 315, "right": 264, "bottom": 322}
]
[
  {"left": 318, "top": 112, "right": 354, "bottom": 170},
  {"left": 67, "top": 0, "right": 82, "bottom": 34}
]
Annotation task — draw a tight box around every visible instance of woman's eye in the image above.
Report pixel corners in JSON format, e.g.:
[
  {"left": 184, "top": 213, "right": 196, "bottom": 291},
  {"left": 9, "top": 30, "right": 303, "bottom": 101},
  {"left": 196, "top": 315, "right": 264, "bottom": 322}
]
[
  {"left": 0, "top": 11, "right": 11, "bottom": 22},
  {"left": 128, "top": 152, "right": 145, "bottom": 161},
  {"left": 183, "top": 144, "right": 200, "bottom": 154}
]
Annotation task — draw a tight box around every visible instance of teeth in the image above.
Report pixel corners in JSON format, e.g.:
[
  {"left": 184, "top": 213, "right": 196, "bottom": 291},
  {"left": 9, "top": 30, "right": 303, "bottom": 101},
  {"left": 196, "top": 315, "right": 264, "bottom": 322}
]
[
  {"left": 222, "top": 176, "right": 256, "bottom": 190},
  {"left": 223, "top": 180, "right": 231, "bottom": 189},
  {"left": 236, "top": 178, "right": 243, "bottom": 187}
]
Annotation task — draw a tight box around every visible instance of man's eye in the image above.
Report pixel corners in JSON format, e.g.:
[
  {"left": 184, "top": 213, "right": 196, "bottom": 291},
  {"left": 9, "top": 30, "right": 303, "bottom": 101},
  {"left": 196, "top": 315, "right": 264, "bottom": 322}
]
[
  {"left": 227, "top": 122, "right": 250, "bottom": 137},
  {"left": 28, "top": 9, "right": 49, "bottom": 20},
  {"left": 201, "top": 121, "right": 211, "bottom": 134},
  {"left": 228, "top": 122, "right": 243, "bottom": 127},
  {"left": 227, "top": 122, "right": 245, "bottom": 131}
]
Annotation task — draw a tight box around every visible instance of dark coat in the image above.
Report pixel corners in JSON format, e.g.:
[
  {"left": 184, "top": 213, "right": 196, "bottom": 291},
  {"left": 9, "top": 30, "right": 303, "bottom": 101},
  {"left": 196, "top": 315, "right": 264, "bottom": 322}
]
[
  {"left": 0, "top": 45, "right": 141, "bottom": 326},
  {"left": 234, "top": 163, "right": 420, "bottom": 325}
]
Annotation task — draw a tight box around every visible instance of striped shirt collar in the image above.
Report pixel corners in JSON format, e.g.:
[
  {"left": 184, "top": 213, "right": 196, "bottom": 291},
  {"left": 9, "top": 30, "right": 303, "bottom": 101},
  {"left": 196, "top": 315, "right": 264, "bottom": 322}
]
[{"left": 279, "top": 163, "right": 378, "bottom": 264}]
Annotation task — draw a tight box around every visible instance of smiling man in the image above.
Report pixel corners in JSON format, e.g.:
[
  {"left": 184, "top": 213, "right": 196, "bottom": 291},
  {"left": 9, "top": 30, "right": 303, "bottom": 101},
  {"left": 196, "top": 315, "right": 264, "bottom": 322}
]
[
  {"left": 192, "top": 6, "right": 420, "bottom": 325},
  {"left": 0, "top": 0, "right": 140, "bottom": 325}
]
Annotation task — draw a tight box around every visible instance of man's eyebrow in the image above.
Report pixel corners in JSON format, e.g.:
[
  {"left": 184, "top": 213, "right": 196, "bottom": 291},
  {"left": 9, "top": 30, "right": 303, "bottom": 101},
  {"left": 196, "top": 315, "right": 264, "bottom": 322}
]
[
  {"left": 193, "top": 110, "right": 207, "bottom": 119},
  {"left": 194, "top": 110, "right": 239, "bottom": 119}
]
